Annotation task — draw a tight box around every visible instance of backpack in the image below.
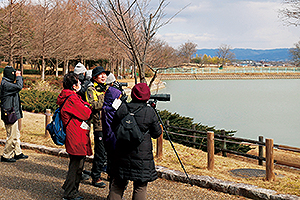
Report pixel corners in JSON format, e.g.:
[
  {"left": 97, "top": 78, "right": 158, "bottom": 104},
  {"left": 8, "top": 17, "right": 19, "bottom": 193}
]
[
  {"left": 46, "top": 94, "right": 73, "bottom": 145},
  {"left": 115, "top": 104, "right": 148, "bottom": 146}
]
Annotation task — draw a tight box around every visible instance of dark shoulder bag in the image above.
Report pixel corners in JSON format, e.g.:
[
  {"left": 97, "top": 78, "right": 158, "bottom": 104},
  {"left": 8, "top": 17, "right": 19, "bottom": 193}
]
[{"left": 2, "top": 93, "right": 18, "bottom": 125}]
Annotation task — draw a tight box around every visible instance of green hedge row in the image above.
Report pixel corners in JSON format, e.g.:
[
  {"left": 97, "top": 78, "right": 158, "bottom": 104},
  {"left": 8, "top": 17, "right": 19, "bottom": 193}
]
[
  {"left": 158, "top": 110, "right": 252, "bottom": 154},
  {"left": 20, "top": 89, "right": 59, "bottom": 113}
]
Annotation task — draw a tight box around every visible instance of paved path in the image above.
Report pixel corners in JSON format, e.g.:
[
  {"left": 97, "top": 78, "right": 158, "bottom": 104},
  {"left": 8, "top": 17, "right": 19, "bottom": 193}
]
[{"left": 0, "top": 147, "right": 249, "bottom": 200}]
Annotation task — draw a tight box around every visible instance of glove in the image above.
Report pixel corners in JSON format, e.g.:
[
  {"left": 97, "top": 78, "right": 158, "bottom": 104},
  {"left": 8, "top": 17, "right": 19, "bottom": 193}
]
[{"left": 112, "top": 81, "right": 122, "bottom": 91}]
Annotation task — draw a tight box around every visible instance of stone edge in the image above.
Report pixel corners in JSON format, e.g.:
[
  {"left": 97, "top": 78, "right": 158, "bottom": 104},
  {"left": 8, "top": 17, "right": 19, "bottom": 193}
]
[{"left": 1, "top": 139, "right": 299, "bottom": 200}]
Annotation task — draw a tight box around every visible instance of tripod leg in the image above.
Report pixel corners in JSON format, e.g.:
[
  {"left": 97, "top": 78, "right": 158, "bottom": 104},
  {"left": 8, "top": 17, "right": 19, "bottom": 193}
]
[{"left": 153, "top": 106, "right": 193, "bottom": 186}]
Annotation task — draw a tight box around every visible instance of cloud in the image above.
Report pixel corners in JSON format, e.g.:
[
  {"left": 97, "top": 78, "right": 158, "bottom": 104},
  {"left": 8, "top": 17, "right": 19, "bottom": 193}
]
[{"left": 154, "top": 0, "right": 300, "bottom": 49}]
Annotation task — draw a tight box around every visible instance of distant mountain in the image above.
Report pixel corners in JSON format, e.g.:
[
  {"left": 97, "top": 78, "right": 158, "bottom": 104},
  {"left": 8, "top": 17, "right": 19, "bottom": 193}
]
[{"left": 195, "top": 48, "right": 291, "bottom": 61}]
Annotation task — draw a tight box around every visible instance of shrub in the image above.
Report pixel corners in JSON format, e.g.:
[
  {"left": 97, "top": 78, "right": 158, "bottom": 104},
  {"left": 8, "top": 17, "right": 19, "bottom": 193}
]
[
  {"left": 23, "top": 69, "right": 40, "bottom": 75},
  {"left": 20, "top": 89, "right": 59, "bottom": 113},
  {"left": 23, "top": 76, "right": 63, "bottom": 92},
  {"left": 158, "top": 109, "right": 252, "bottom": 154}
]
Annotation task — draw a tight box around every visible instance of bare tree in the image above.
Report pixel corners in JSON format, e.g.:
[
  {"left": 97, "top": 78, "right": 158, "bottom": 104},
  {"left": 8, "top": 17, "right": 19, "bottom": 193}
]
[
  {"left": 29, "top": 0, "right": 65, "bottom": 80},
  {"left": 88, "top": 0, "right": 182, "bottom": 84},
  {"left": 177, "top": 41, "right": 197, "bottom": 63},
  {"left": 289, "top": 41, "right": 300, "bottom": 66},
  {"left": 279, "top": 0, "right": 300, "bottom": 26},
  {"left": 0, "top": 0, "right": 32, "bottom": 68},
  {"left": 216, "top": 44, "right": 235, "bottom": 66},
  {"left": 147, "top": 38, "right": 180, "bottom": 87}
]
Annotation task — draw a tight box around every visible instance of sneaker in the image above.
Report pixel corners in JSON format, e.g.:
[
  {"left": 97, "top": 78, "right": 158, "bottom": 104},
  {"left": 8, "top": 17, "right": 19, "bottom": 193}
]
[
  {"left": 92, "top": 178, "right": 106, "bottom": 188},
  {"left": 14, "top": 153, "right": 29, "bottom": 160},
  {"left": 1, "top": 156, "right": 16, "bottom": 162}
]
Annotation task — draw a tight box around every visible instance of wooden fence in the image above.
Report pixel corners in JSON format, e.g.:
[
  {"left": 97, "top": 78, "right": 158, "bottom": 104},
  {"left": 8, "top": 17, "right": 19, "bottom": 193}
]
[{"left": 155, "top": 120, "right": 300, "bottom": 181}]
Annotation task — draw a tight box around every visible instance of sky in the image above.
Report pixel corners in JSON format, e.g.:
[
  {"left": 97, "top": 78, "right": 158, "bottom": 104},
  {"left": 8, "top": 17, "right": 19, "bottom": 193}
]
[{"left": 153, "top": 0, "right": 300, "bottom": 50}]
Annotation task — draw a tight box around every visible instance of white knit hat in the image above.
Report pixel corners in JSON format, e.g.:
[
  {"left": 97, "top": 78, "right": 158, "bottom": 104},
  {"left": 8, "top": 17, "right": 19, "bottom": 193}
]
[
  {"left": 74, "top": 62, "right": 87, "bottom": 74},
  {"left": 106, "top": 73, "right": 116, "bottom": 84}
]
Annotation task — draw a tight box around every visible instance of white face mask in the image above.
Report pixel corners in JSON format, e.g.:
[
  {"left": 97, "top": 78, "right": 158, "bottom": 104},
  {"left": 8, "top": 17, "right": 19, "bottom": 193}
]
[
  {"left": 73, "top": 80, "right": 81, "bottom": 92},
  {"left": 75, "top": 84, "right": 81, "bottom": 92}
]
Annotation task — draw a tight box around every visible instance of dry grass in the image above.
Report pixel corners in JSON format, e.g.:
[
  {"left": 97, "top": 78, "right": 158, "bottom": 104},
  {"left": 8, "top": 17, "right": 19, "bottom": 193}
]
[{"left": 0, "top": 111, "right": 299, "bottom": 196}]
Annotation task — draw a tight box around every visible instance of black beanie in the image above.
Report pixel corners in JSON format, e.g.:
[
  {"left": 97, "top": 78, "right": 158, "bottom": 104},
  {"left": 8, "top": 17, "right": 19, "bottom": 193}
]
[{"left": 3, "top": 66, "right": 16, "bottom": 81}]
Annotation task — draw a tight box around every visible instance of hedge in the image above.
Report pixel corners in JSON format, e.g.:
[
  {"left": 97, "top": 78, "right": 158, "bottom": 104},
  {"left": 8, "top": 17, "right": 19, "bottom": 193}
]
[{"left": 20, "top": 89, "right": 59, "bottom": 113}]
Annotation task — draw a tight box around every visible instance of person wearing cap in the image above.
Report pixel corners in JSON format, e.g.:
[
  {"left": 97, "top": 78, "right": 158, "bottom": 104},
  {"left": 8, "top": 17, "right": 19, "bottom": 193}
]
[
  {"left": 73, "top": 62, "right": 93, "bottom": 101},
  {"left": 0, "top": 66, "right": 28, "bottom": 162},
  {"left": 85, "top": 66, "right": 110, "bottom": 188},
  {"left": 108, "top": 83, "right": 162, "bottom": 200}
]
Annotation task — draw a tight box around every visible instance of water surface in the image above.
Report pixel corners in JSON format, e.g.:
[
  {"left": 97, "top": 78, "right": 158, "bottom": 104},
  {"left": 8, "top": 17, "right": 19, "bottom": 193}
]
[{"left": 156, "top": 79, "right": 300, "bottom": 147}]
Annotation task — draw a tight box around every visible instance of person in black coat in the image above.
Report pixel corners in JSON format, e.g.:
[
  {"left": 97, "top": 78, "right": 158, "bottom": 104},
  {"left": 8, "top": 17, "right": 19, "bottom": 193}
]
[
  {"left": 0, "top": 66, "right": 28, "bottom": 162},
  {"left": 108, "top": 83, "right": 162, "bottom": 200}
]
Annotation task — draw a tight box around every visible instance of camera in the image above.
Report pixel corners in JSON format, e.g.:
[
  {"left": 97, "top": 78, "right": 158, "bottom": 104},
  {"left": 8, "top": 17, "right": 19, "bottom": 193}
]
[
  {"left": 149, "top": 94, "right": 170, "bottom": 101},
  {"left": 119, "top": 82, "right": 128, "bottom": 87},
  {"left": 112, "top": 81, "right": 128, "bottom": 91}
]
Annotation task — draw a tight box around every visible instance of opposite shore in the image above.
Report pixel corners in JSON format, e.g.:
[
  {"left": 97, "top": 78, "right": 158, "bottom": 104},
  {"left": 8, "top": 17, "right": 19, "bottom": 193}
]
[{"left": 157, "top": 73, "right": 300, "bottom": 80}]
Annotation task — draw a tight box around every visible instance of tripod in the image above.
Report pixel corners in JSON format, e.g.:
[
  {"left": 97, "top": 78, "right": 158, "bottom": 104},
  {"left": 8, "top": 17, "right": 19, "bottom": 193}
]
[{"left": 149, "top": 100, "right": 193, "bottom": 186}]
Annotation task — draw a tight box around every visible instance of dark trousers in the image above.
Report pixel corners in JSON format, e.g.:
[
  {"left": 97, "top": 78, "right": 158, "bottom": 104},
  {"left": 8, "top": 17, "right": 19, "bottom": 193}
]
[
  {"left": 62, "top": 155, "right": 85, "bottom": 199},
  {"left": 91, "top": 131, "right": 107, "bottom": 181},
  {"left": 108, "top": 178, "right": 148, "bottom": 200}
]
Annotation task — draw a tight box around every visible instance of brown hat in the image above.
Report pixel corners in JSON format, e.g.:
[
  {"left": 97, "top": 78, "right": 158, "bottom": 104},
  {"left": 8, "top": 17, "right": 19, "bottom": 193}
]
[{"left": 131, "top": 83, "right": 150, "bottom": 102}]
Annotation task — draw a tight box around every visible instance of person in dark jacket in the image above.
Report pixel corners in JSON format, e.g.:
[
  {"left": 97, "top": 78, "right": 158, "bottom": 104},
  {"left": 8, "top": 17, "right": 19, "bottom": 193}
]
[
  {"left": 58, "top": 72, "right": 92, "bottom": 200},
  {"left": 108, "top": 83, "right": 162, "bottom": 200},
  {"left": 0, "top": 66, "right": 28, "bottom": 162}
]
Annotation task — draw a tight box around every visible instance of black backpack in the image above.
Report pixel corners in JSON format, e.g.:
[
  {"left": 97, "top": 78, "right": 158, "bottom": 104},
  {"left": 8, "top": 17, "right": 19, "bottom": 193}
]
[{"left": 115, "top": 104, "right": 148, "bottom": 146}]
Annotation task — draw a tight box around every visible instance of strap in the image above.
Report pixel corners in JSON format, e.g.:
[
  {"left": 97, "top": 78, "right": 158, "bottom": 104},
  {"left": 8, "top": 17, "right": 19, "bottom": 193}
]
[
  {"left": 128, "top": 104, "right": 146, "bottom": 115},
  {"left": 61, "top": 94, "right": 74, "bottom": 109},
  {"left": 126, "top": 104, "right": 149, "bottom": 134},
  {"left": 60, "top": 94, "right": 74, "bottom": 129}
]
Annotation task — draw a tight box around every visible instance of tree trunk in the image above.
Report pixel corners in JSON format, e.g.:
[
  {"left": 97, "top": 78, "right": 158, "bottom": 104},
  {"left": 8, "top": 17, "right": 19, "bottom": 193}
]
[
  {"left": 20, "top": 55, "right": 24, "bottom": 75},
  {"left": 55, "top": 58, "right": 59, "bottom": 77},
  {"left": 41, "top": 56, "right": 45, "bottom": 81}
]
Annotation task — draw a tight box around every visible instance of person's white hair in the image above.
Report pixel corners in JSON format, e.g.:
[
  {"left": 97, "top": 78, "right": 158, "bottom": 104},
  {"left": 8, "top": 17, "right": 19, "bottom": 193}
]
[{"left": 74, "top": 62, "right": 87, "bottom": 74}]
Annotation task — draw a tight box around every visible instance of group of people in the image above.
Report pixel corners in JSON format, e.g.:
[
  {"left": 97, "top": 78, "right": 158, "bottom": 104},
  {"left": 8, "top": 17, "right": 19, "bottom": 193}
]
[
  {"left": 58, "top": 63, "right": 163, "bottom": 200},
  {"left": 0, "top": 64, "right": 162, "bottom": 200}
]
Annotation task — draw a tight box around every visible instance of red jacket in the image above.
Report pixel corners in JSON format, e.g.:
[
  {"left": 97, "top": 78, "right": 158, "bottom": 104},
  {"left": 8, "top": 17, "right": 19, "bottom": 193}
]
[{"left": 57, "top": 89, "right": 92, "bottom": 156}]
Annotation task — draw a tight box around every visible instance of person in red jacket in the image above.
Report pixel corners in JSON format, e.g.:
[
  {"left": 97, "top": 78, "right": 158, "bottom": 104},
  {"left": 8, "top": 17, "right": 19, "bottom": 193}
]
[{"left": 57, "top": 72, "right": 92, "bottom": 200}]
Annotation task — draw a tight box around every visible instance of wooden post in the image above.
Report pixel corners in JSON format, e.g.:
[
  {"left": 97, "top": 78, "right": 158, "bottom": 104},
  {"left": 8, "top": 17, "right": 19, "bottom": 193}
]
[
  {"left": 192, "top": 124, "right": 196, "bottom": 148},
  {"left": 156, "top": 124, "right": 163, "bottom": 159},
  {"left": 207, "top": 131, "right": 214, "bottom": 171},
  {"left": 258, "top": 136, "right": 264, "bottom": 166},
  {"left": 266, "top": 139, "right": 275, "bottom": 181},
  {"left": 45, "top": 109, "right": 51, "bottom": 137},
  {"left": 221, "top": 129, "right": 227, "bottom": 157}
]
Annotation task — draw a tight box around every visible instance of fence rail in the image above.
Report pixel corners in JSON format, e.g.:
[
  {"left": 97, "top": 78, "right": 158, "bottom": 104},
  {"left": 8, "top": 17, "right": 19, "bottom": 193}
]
[
  {"left": 153, "top": 121, "right": 300, "bottom": 181},
  {"left": 159, "top": 67, "right": 300, "bottom": 74}
]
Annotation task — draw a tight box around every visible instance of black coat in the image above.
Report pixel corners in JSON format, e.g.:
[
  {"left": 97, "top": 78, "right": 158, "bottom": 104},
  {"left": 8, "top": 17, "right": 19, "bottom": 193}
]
[
  {"left": 0, "top": 76, "right": 23, "bottom": 120},
  {"left": 111, "top": 102, "right": 162, "bottom": 182}
]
